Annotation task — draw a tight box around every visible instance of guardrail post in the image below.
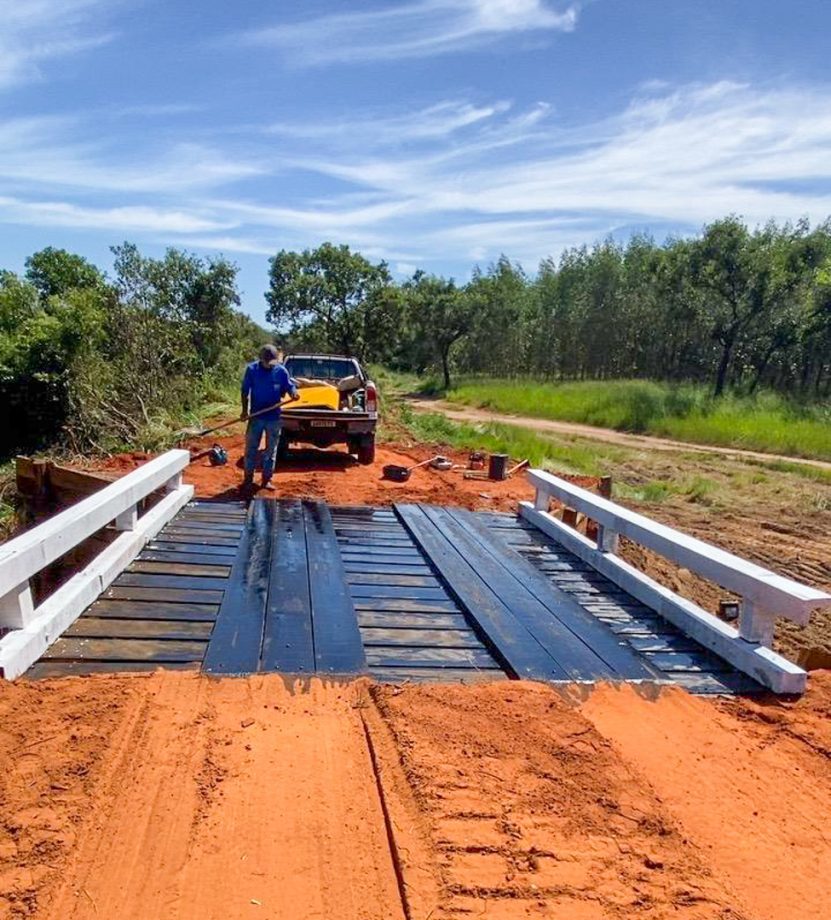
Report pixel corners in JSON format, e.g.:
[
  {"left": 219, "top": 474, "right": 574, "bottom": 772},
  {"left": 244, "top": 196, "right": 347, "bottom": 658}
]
[
  {"left": 596, "top": 524, "right": 619, "bottom": 554},
  {"left": 113, "top": 503, "right": 138, "bottom": 531},
  {"left": 165, "top": 472, "right": 184, "bottom": 493},
  {"left": 534, "top": 487, "right": 548, "bottom": 512},
  {"left": 738, "top": 600, "right": 776, "bottom": 646},
  {"left": 0, "top": 581, "right": 35, "bottom": 629}
]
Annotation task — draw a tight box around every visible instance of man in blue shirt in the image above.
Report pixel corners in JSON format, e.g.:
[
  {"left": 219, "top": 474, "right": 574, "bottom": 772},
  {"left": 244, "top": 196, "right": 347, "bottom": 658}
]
[{"left": 241, "top": 344, "right": 298, "bottom": 491}]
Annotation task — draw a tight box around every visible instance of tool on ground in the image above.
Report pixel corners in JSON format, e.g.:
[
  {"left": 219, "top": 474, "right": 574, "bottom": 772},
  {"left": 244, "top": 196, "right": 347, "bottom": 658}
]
[
  {"left": 463, "top": 470, "right": 490, "bottom": 480},
  {"left": 506, "top": 459, "right": 530, "bottom": 477},
  {"left": 176, "top": 396, "right": 295, "bottom": 441},
  {"left": 382, "top": 456, "right": 439, "bottom": 482},
  {"left": 469, "top": 451, "right": 486, "bottom": 470},
  {"left": 430, "top": 455, "right": 453, "bottom": 471},
  {"left": 188, "top": 444, "right": 228, "bottom": 466}
]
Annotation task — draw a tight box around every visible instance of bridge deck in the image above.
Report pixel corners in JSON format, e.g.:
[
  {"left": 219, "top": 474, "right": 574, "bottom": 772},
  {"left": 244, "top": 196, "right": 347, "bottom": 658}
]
[{"left": 27, "top": 499, "right": 760, "bottom": 693}]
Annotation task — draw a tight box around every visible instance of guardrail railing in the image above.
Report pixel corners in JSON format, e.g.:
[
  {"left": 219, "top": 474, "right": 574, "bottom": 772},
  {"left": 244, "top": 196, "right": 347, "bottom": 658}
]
[
  {"left": 0, "top": 449, "right": 193, "bottom": 679},
  {"left": 521, "top": 469, "right": 831, "bottom": 693}
]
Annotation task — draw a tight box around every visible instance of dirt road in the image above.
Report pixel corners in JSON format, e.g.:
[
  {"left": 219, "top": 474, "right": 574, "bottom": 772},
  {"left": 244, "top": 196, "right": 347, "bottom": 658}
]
[
  {"left": 3, "top": 672, "right": 831, "bottom": 919},
  {"left": 408, "top": 398, "right": 831, "bottom": 472}
]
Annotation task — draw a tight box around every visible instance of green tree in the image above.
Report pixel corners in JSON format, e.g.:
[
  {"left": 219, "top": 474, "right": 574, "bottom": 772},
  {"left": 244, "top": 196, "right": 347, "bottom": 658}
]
[
  {"left": 266, "top": 243, "right": 391, "bottom": 356},
  {"left": 25, "top": 247, "right": 105, "bottom": 299},
  {"left": 404, "top": 272, "right": 470, "bottom": 388}
]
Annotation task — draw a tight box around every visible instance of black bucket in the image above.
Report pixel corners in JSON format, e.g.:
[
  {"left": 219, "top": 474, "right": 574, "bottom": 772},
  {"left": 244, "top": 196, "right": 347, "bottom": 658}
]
[{"left": 488, "top": 453, "right": 509, "bottom": 481}]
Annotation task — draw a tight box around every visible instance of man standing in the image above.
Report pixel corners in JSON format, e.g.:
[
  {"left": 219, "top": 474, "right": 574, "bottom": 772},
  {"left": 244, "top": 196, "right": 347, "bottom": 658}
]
[{"left": 241, "top": 344, "right": 298, "bottom": 491}]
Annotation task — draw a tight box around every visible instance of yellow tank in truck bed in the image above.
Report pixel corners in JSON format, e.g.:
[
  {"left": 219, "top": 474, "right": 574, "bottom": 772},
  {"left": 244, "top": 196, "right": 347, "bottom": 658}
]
[{"left": 285, "top": 382, "right": 340, "bottom": 411}]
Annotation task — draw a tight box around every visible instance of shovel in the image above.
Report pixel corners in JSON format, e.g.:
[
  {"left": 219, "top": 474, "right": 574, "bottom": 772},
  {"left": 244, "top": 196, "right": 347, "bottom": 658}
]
[
  {"left": 382, "top": 456, "right": 438, "bottom": 483},
  {"left": 176, "top": 396, "right": 295, "bottom": 441}
]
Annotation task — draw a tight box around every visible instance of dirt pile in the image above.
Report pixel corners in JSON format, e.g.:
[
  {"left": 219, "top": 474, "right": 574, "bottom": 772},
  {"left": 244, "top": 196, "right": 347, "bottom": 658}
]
[{"left": 3, "top": 673, "right": 830, "bottom": 919}]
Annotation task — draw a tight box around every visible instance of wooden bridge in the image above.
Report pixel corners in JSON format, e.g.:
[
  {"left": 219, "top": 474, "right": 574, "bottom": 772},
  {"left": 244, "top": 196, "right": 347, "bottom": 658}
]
[{"left": 2, "top": 451, "right": 828, "bottom": 693}]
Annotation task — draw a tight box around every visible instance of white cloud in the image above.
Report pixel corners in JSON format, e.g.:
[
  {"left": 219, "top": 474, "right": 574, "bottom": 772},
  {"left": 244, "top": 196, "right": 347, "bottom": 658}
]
[
  {"left": 0, "top": 196, "right": 234, "bottom": 234},
  {"left": 242, "top": 0, "right": 581, "bottom": 65},
  {"left": 0, "top": 0, "right": 117, "bottom": 90}
]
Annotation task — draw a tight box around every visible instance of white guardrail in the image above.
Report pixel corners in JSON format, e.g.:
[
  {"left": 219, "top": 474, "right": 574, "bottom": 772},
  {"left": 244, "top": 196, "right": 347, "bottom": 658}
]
[
  {"left": 521, "top": 469, "right": 831, "bottom": 694},
  {"left": 0, "top": 450, "right": 193, "bottom": 680}
]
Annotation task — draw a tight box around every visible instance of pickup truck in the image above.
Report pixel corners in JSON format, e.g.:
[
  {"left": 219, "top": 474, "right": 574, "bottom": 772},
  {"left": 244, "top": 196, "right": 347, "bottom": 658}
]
[{"left": 279, "top": 354, "right": 378, "bottom": 464}]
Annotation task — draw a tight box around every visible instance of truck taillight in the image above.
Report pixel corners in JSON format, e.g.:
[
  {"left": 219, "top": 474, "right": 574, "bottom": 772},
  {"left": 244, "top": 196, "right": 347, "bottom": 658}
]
[{"left": 365, "top": 383, "right": 378, "bottom": 414}]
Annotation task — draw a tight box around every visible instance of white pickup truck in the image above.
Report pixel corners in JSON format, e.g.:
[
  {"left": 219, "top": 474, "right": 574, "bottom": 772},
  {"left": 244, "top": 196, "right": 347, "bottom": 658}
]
[{"left": 279, "top": 354, "right": 378, "bottom": 464}]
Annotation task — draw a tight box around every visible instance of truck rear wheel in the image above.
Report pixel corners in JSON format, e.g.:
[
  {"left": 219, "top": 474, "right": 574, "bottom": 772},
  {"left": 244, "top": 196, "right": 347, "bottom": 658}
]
[{"left": 357, "top": 435, "right": 375, "bottom": 465}]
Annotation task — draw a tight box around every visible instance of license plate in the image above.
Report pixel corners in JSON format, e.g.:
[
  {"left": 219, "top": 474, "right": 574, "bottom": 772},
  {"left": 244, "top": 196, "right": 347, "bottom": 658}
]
[{"left": 310, "top": 420, "right": 337, "bottom": 428}]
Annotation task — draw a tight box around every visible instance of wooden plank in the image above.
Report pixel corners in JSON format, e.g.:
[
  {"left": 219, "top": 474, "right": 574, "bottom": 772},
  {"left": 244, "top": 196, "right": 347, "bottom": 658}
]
[
  {"left": 147, "top": 541, "right": 237, "bottom": 556},
  {"left": 365, "top": 647, "right": 498, "bottom": 668},
  {"left": 151, "top": 534, "right": 239, "bottom": 548},
  {"left": 260, "top": 500, "right": 314, "bottom": 674},
  {"left": 130, "top": 560, "right": 231, "bottom": 578},
  {"left": 66, "top": 618, "right": 213, "bottom": 640},
  {"left": 348, "top": 584, "right": 449, "bottom": 600},
  {"left": 138, "top": 551, "right": 236, "bottom": 567},
  {"left": 450, "top": 509, "right": 659, "bottom": 681},
  {"left": 356, "top": 611, "right": 469, "bottom": 629},
  {"left": 105, "top": 586, "right": 224, "bottom": 604},
  {"left": 160, "top": 527, "right": 239, "bottom": 540},
  {"left": 203, "top": 500, "right": 273, "bottom": 674},
  {"left": 361, "top": 627, "right": 481, "bottom": 648},
  {"left": 304, "top": 502, "right": 367, "bottom": 674},
  {"left": 42, "top": 637, "right": 206, "bottom": 662},
  {"left": 644, "top": 650, "right": 732, "bottom": 673},
  {"left": 337, "top": 544, "right": 421, "bottom": 557},
  {"left": 423, "top": 506, "right": 631, "bottom": 681},
  {"left": 165, "top": 520, "right": 243, "bottom": 533},
  {"left": 368, "top": 666, "right": 503, "bottom": 684},
  {"left": 86, "top": 600, "right": 218, "bottom": 621},
  {"left": 343, "top": 563, "right": 431, "bottom": 576},
  {"left": 628, "top": 634, "right": 703, "bottom": 653},
  {"left": 27, "top": 661, "right": 200, "bottom": 679},
  {"left": 353, "top": 598, "right": 459, "bottom": 614},
  {"left": 395, "top": 504, "right": 566, "bottom": 681},
  {"left": 345, "top": 573, "right": 436, "bottom": 587},
  {"left": 341, "top": 555, "right": 426, "bottom": 568},
  {"left": 115, "top": 573, "right": 229, "bottom": 591}
]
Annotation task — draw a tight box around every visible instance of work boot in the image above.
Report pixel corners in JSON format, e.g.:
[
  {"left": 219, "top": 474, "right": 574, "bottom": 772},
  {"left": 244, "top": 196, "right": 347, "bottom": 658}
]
[
  {"left": 260, "top": 477, "right": 276, "bottom": 492},
  {"left": 242, "top": 473, "right": 254, "bottom": 493}
]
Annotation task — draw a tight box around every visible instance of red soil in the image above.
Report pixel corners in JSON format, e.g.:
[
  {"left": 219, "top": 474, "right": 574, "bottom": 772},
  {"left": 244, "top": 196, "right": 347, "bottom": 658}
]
[{"left": 2, "top": 673, "right": 830, "bottom": 919}]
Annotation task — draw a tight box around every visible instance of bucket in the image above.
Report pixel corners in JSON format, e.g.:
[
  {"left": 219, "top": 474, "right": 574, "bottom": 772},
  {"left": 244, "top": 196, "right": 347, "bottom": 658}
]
[{"left": 488, "top": 453, "right": 509, "bottom": 481}]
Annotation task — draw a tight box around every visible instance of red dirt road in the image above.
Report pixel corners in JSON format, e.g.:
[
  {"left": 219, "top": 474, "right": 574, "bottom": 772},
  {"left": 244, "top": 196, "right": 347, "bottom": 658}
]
[{"left": 3, "top": 673, "right": 830, "bottom": 919}]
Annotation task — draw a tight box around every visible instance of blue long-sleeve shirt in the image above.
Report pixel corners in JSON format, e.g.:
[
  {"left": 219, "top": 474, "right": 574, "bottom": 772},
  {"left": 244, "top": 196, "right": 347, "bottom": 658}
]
[{"left": 241, "top": 362, "right": 297, "bottom": 421}]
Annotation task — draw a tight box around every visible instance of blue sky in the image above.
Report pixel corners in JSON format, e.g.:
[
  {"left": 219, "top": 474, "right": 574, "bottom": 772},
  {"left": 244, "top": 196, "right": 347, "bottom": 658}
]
[{"left": 2, "top": 0, "right": 831, "bottom": 324}]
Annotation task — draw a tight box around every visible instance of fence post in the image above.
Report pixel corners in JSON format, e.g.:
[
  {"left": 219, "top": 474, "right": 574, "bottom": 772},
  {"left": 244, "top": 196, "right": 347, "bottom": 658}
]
[
  {"left": 533, "top": 487, "right": 548, "bottom": 512},
  {"left": 113, "top": 503, "right": 138, "bottom": 531},
  {"left": 596, "top": 523, "right": 619, "bottom": 554},
  {"left": 0, "top": 581, "right": 35, "bottom": 629},
  {"left": 166, "top": 472, "right": 184, "bottom": 493},
  {"left": 738, "top": 600, "right": 776, "bottom": 646}
]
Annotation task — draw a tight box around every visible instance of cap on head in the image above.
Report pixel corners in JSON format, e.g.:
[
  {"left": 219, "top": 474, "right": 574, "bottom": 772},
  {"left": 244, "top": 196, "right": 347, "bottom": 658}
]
[{"left": 259, "top": 344, "right": 280, "bottom": 366}]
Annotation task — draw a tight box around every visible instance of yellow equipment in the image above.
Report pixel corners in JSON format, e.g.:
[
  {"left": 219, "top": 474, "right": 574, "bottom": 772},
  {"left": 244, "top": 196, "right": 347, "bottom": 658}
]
[{"left": 285, "top": 383, "right": 340, "bottom": 411}]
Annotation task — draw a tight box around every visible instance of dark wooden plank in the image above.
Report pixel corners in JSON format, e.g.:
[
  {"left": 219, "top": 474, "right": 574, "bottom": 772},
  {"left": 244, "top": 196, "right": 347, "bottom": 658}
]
[
  {"left": 341, "top": 554, "right": 425, "bottom": 567},
  {"left": 348, "top": 584, "right": 449, "bottom": 600},
  {"left": 337, "top": 536, "right": 414, "bottom": 547},
  {"left": 158, "top": 529, "right": 241, "bottom": 543},
  {"left": 66, "top": 618, "right": 214, "bottom": 640},
  {"left": 337, "top": 544, "right": 421, "bottom": 557},
  {"left": 304, "top": 501, "right": 367, "bottom": 674},
  {"left": 166, "top": 520, "right": 243, "bottom": 533},
  {"left": 152, "top": 534, "right": 239, "bottom": 548},
  {"left": 365, "top": 647, "right": 498, "bottom": 668},
  {"left": 27, "top": 661, "right": 200, "bottom": 679},
  {"left": 353, "top": 597, "right": 459, "bottom": 613},
  {"left": 644, "top": 651, "right": 732, "bottom": 673},
  {"left": 345, "top": 573, "right": 436, "bottom": 587},
  {"left": 449, "top": 508, "right": 659, "bottom": 681},
  {"left": 130, "top": 560, "right": 231, "bottom": 578},
  {"left": 361, "top": 627, "right": 481, "bottom": 648},
  {"left": 104, "top": 586, "right": 224, "bottom": 604},
  {"left": 203, "top": 500, "right": 273, "bottom": 674},
  {"left": 115, "top": 573, "right": 229, "bottom": 591},
  {"left": 138, "top": 551, "right": 236, "bottom": 567},
  {"left": 628, "top": 635, "right": 704, "bottom": 653},
  {"left": 260, "top": 500, "right": 315, "bottom": 673},
  {"left": 343, "top": 563, "right": 431, "bottom": 576},
  {"left": 87, "top": 600, "right": 218, "bottom": 621},
  {"left": 395, "top": 505, "right": 566, "bottom": 681},
  {"left": 147, "top": 541, "right": 238, "bottom": 557},
  {"left": 368, "top": 666, "right": 503, "bottom": 684},
  {"left": 42, "top": 638, "right": 207, "bottom": 662},
  {"left": 356, "top": 611, "right": 469, "bottom": 629}
]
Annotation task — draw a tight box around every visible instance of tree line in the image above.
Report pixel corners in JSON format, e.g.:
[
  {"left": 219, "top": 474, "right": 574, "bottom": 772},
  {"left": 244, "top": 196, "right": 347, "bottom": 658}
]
[
  {"left": 1, "top": 245, "right": 265, "bottom": 457},
  {"left": 269, "top": 217, "right": 831, "bottom": 398}
]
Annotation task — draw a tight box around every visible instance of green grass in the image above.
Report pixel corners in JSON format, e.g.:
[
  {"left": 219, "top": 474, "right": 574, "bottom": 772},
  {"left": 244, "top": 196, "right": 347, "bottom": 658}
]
[
  {"left": 441, "top": 379, "right": 831, "bottom": 462},
  {"left": 399, "top": 405, "right": 621, "bottom": 476}
]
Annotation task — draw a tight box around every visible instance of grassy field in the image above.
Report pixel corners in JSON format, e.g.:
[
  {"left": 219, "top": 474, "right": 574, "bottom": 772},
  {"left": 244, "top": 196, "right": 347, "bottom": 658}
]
[{"left": 438, "top": 379, "right": 831, "bottom": 462}]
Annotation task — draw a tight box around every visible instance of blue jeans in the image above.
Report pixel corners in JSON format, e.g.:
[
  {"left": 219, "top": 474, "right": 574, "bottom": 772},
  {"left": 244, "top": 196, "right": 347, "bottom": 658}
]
[{"left": 244, "top": 418, "right": 281, "bottom": 480}]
